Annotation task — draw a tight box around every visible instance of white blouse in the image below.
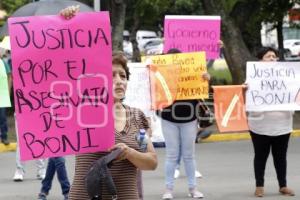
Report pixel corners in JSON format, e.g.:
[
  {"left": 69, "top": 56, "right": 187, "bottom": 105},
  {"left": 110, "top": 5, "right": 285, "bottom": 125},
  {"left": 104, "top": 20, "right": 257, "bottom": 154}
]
[{"left": 248, "top": 111, "right": 293, "bottom": 136}]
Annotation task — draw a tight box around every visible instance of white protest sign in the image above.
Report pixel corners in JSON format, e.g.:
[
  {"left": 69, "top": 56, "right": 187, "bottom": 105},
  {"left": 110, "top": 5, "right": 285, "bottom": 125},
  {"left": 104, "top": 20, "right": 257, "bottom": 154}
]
[
  {"left": 124, "top": 63, "right": 164, "bottom": 143},
  {"left": 124, "top": 63, "right": 151, "bottom": 116},
  {"left": 246, "top": 62, "right": 300, "bottom": 111}
]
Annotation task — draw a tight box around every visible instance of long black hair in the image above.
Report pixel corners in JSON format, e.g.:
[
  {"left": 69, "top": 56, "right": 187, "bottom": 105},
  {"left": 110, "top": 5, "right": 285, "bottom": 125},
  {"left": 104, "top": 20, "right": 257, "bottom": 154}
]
[
  {"left": 167, "top": 48, "right": 182, "bottom": 54},
  {"left": 256, "top": 47, "right": 278, "bottom": 59}
]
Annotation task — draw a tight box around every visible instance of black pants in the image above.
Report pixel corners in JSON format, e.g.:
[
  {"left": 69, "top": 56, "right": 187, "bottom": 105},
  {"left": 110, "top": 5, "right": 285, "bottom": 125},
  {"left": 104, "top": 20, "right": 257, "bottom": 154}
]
[{"left": 250, "top": 131, "right": 291, "bottom": 188}]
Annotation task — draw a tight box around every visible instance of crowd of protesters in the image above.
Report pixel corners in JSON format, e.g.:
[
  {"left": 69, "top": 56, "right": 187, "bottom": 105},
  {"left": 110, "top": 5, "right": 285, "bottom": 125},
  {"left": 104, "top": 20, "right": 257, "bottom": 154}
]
[{"left": 0, "top": 4, "right": 298, "bottom": 200}]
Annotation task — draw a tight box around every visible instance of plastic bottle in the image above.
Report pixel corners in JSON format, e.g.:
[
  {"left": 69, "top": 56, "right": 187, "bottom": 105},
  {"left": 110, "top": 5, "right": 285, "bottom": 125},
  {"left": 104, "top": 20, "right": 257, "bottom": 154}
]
[{"left": 135, "top": 129, "right": 148, "bottom": 152}]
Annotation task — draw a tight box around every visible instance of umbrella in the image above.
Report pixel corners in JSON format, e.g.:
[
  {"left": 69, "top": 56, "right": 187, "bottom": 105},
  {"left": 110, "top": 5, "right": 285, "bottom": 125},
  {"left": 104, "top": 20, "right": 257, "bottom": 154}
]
[{"left": 0, "top": 0, "right": 94, "bottom": 37}]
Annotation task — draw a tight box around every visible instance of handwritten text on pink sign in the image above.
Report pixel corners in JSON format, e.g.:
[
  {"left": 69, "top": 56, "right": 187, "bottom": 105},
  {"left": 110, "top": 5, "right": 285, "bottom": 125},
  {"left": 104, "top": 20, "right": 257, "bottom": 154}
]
[
  {"left": 164, "top": 15, "right": 221, "bottom": 59},
  {"left": 9, "top": 12, "right": 114, "bottom": 161}
]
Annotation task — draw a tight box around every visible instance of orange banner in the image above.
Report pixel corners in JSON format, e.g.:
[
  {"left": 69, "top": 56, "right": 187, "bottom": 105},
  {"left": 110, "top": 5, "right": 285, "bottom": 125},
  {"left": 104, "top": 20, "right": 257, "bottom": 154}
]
[
  {"left": 149, "top": 64, "right": 179, "bottom": 109},
  {"left": 143, "top": 52, "right": 209, "bottom": 101},
  {"left": 213, "top": 85, "right": 249, "bottom": 132}
]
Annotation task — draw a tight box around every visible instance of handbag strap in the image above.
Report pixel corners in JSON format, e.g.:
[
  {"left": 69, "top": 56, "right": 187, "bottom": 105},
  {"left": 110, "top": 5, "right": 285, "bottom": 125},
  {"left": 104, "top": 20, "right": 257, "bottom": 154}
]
[{"left": 198, "top": 99, "right": 210, "bottom": 112}]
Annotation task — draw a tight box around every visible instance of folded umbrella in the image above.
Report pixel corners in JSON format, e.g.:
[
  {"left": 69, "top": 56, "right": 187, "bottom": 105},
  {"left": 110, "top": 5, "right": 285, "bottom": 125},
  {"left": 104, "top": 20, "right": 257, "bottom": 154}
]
[{"left": 0, "top": 0, "right": 93, "bottom": 37}]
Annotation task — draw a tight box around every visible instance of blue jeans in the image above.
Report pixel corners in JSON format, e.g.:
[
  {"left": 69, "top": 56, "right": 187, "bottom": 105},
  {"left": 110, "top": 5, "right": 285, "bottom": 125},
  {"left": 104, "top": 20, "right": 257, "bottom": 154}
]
[
  {"left": 161, "top": 118, "right": 197, "bottom": 190},
  {"left": 41, "top": 157, "right": 70, "bottom": 195},
  {"left": 0, "top": 108, "right": 8, "bottom": 141},
  {"left": 175, "top": 146, "right": 198, "bottom": 171}
]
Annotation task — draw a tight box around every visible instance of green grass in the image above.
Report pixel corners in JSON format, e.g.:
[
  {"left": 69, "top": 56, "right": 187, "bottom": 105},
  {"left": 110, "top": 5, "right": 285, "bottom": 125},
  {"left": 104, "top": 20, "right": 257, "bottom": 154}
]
[{"left": 208, "top": 67, "right": 233, "bottom": 85}]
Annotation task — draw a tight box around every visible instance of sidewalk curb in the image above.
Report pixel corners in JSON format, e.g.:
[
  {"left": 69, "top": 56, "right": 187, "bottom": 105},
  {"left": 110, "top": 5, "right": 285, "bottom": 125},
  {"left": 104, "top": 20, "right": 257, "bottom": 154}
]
[
  {"left": 0, "top": 142, "right": 17, "bottom": 153},
  {"left": 1, "top": 130, "right": 300, "bottom": 152},
  {"left": 203, "top": 129, "right": 300, "bottom": 142}
]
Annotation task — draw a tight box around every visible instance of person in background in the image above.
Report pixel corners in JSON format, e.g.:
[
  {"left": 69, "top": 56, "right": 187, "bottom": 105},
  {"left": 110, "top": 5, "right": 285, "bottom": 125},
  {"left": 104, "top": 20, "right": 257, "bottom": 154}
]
[
  {"left": 195, "top": 128, "right": 213, "bottom": 143},
  {"left": 0, "top": 37, "right": 12, "bottom": 145},
  {"left": 247, "top": 47, "right": 295, "bottom": 197},
  {"left": 174, "top": 147, "right": 202, "bottom": 179},
  {"left": 13, "top": 121, "right": 46, "bottom": 181},
  {"left": 37, "top": 157, "right": 70, "bottom": 200}
]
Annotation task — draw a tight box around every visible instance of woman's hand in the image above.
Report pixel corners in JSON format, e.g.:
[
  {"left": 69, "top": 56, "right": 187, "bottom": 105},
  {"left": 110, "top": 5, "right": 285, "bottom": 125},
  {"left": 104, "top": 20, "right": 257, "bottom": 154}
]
[
  {"left": 109, "top": 141, "right": 157, "bottom": 170},
  {"left": 242, "top": 83, "right": 248, "bottom": 91},
  {"left": 109, "top": 143, "right": 132, "bottom": 161},
  {"left": 218, "top": 40, "right": 224, "bottom": 49},
  {"left": 60, "top": 5, "right": 80, "bottom": 20},
  {"left": 202, "top": 72, "right": 211, "bottom": 81}
]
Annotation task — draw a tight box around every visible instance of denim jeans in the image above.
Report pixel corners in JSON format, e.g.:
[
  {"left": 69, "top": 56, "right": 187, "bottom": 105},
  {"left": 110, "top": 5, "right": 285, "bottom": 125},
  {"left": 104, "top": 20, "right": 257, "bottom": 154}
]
[
  {"left": 15, "top": 143, "right": 45, "bottom": 172},
  {"left": 161, "top": 118, "right": 197, "bottom": 190},
  {"left": 0, "top": 108, "right": 8, "bottom": 141},
  {"left": 41, "top": 157, "right": 70, "bottom": 195},
  {"left": 175, "top": 146, "right": 198, "bottom": 171}
]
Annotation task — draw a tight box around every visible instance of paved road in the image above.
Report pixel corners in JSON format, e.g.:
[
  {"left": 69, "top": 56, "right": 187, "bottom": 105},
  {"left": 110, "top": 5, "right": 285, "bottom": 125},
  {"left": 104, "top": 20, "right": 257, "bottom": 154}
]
[{"left": 1, "top": 138, "right": 299, "bottom": 200}]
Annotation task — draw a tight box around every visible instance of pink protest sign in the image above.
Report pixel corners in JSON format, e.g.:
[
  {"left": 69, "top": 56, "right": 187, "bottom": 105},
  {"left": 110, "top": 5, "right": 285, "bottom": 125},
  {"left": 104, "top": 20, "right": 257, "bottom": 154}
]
[
  {"left": 8, "top": 12, "right": 114, "bottom": 161},
  {"left": 164, "top": 15, "right": 221, "bottom": 59}
]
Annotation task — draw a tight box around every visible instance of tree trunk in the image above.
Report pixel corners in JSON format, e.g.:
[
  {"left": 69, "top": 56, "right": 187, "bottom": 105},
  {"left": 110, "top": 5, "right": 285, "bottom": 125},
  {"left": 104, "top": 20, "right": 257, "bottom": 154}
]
[
  {"left": 230, "top": 1, "right": 262, "bottom": 55},
  {"left": 130, "top": 9, "right": 141, "bottom": 62},
  {"left": 110, "top": 0, "right": 126, "bottom": 51},
  {"left": 276, "top": 19, "right": 284, "bottom": 60},
  {"left": 202, "top": 0, "right": 254, "bottom": 84}
]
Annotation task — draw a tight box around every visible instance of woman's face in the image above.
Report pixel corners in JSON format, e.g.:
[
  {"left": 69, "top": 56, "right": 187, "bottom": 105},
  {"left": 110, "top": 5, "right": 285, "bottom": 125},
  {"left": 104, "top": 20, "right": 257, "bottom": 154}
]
[
  {"left": 262, "top": 51, "right": 278, "bottom": 62},
  {"left": 113, "top": 63, "right": 127, "bottom": 101}
]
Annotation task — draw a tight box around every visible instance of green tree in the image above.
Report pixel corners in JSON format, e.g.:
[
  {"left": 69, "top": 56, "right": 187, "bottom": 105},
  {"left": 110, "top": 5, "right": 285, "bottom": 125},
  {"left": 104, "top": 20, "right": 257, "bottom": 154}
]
[
  {"left": 229, "top": 0, "right": 263, "bottom": 55},
  {"left": 108, "top": 0, "right": 127, "bottom": 51},
  {"left": 125, "top": 0, "right": 202, "bottom": 61},
  {"left": 259, "top": 0, "right": 300, "bottom": 60},
  {"left": 0, "top": 0, "right": 30, "bottom": 15},
  {"left": 202, "top": 0, "right": 254, "bottom": 84},
  {"left": 105, "top": 0, "right": 203, "bottom": 57},
  {"left": 0, "top": 0, "right": 30, "bottom": 27},
  {"left": 202, "top": 0, "right": 299, "bottom": 83},
  {"left": 124, "top": 0, "right": 171, "bottom": 61}
]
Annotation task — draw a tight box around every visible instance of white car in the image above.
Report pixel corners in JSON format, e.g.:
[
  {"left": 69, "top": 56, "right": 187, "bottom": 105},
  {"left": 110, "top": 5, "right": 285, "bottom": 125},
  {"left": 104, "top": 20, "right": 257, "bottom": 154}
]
[
  {"left": 136, "top": 30, "right": 160, "bottom": 52},
  {"left": 284, "top": 39, "right": 300, "bottom": 57},
  {"left": 144, "top": 39, "right": 163, "bottom": 55}
]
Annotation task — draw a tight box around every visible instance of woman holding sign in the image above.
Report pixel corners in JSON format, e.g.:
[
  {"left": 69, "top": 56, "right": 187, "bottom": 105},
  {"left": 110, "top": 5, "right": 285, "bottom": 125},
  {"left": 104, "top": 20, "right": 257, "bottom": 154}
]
[
  {"left": 247, "top": 47, "right": 295, "bottom": 197},
  {"left": 159, "top": 48, "right": 210, "bottom": 199},
  {"left": 60, "top": 7, "right": 157, "bottom": 200}
]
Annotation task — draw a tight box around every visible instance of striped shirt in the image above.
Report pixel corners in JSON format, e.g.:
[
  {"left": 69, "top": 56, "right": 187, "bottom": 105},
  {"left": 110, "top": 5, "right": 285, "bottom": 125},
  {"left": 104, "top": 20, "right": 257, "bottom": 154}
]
[{"left": 69, "top": 105, "right": 149, "bottom": 200}]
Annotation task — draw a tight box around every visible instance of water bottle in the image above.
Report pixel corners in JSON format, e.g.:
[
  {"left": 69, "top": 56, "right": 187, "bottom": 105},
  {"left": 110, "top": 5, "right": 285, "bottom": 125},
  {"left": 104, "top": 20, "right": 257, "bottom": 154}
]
[{"left": 135, "top": 129, "right": 148, "bottom": 152}]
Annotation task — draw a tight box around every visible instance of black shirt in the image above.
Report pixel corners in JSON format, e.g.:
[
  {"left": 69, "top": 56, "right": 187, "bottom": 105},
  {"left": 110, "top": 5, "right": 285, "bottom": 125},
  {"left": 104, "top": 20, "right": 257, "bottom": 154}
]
[{"left": 157, "top": 100, "right": 198, "bottom": 123}]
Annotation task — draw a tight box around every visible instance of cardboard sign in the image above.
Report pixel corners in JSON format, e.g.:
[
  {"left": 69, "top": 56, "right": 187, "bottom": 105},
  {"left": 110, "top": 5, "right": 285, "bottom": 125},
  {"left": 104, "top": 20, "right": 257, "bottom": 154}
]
[
  {"left": 9, "top": 12, "right": 114, "bottom": 161},
  {"left": 164, "top": 15, "right": 221, "bottom": 59},
  {"left": 143, "top": 52, "right": 208, "bottom": 103},
  {"left": 149, "top": 64, "right": 180, "bottom": 109},
  {"left": 213, "top": 85, "right": 248, "bottom": 132},
  {"left": 124, "top": 63, "right": 151, "bottom": 116},
  {"left": 0, "top": 60, "right": 11, "bottom": 107},
  {"left": 246, "top": 62, "right": 300, "bottom": 111}
]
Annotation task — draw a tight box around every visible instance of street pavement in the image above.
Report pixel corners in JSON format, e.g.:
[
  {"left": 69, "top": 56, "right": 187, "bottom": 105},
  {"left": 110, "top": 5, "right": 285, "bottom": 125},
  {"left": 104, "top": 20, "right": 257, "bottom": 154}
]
[{"left": 1, "top": 138, "right": 300, "bottom": 200}]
